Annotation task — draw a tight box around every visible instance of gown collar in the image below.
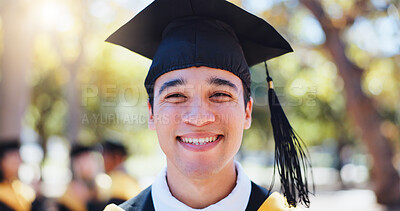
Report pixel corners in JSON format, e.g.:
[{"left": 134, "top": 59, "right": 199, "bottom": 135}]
[{"left": 152, "top": 160, "right": 251, "bottom": 211}]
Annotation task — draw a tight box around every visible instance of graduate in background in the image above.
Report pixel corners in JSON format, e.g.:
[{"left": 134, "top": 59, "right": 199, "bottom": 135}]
[
  {"left": 0, "top": 139, "right": 37, "bottom": 211},
  {"left": 57, "top": 144, "right": 103, "bottom": 211},
  {"left": 101, "top": 140, "right": 141, "bottom": 205},
  {"left": 104, "top": 0, "right": 313, "bottom": 210}
]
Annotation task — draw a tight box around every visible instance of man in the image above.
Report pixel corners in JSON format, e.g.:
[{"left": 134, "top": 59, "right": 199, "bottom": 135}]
[
  {"left": 104, "top": 0, "right": 312, "bottom": 210},
  {"left": 0, "top": 139, "right": 36, "bottom": 211},
  {"left": 57, "top": 144, "right": 102, "bottom": 211},
  {"left": 101, "top": 140, "right": 141, "bottom": 205}
]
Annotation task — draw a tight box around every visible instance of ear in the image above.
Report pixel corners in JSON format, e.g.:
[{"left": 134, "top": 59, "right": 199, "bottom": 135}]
[
  {"left": 148, "top": 101, "right": 155, "bottom": 130},
  {"left": 244, "top": 97, "right": 253, "bottom": 130}
]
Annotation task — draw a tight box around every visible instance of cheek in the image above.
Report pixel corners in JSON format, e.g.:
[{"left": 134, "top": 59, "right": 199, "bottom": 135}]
[
  {"left": 153, "top": 107, "right": 181, "bottom": 153},
  {"left": 215, "top": 105, "right": 246, "bottom": 126},
  {"left": 154, "top": 105, "right": 182, "bottom": 126},
  {"left": 216, "top": 106, "right": 245, "bottom": 148}
]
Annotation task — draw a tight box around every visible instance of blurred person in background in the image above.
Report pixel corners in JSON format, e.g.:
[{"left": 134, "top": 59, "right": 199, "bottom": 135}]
[
  {"left": 57, "top": 144, "right": 103, "bottom": 211},
  {"left": 100, "top": 140, "right": 141, "bottom": 205},
  {"left": 0, "top": 139, "right": 40, "bottom": 211}
]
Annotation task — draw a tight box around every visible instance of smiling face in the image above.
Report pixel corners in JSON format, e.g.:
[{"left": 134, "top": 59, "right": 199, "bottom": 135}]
[{"left": 148, "top": 66, "right": 252, "bottom": 179}]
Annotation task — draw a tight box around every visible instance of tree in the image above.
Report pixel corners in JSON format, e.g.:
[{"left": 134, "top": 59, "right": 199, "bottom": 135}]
[
  {"left": 298, "top": 0, "right": 400, "bottom": 207},
  {"left": 0, "top": 1, "right": 35, "bottom": 140}
]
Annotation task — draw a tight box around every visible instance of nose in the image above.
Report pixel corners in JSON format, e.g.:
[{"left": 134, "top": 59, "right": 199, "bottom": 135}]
[{"left": 182, "top": 99, "right": 215, "bottom": 126}]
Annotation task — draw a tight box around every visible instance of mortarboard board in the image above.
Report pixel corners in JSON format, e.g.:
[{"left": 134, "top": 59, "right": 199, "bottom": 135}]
[
  {"left": 106, "top": 0, "right": 292, "bottom": 65},
  {"left": 106, "top": 0, "right": 312, "bottom": 207}
]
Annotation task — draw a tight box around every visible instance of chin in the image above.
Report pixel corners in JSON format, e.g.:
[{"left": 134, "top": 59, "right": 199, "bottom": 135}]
[
  {"left": 177, "top": 157, "right": 228, "bottom": 179},
  {"left": 182, "top": 166, "right": 219, "bottom": 179}
]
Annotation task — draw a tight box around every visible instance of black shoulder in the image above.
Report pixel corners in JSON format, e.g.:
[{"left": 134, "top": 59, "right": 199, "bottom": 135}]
[
  {"left": 119, "top": 186, "right": 155, "bottom": 211},
  {"left": 245, "top": 181, "right": 270, "bottom": 211}
]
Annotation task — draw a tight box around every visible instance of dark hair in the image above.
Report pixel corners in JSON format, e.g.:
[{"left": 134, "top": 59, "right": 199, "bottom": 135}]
[
  {"left": 70, "top": 144, "right": 94, "bottom": 158},
  {"left": 147, "top": 80, "right": 251, "bottom": 111},
  {"left": 101, "top": 140, "right": 127, "bottom": 156}
]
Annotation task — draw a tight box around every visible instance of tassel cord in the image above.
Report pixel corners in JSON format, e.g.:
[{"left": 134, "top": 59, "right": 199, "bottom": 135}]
[{"left": 264, "top": 62, "right": 314, "bottom": 207}]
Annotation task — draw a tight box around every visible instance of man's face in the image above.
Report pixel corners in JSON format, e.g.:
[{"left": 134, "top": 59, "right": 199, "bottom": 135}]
[
  {"left": 103, "top": 151, "right": 125, "bottom": 173},
  {"left": 72, "top": 152, "right": 101, "bottom": 181},
  {"left": 148, "top": 66, "right": 252, "bottom": 178},
  {"left": 1, "top": 150, "right": 21, "bottom": 180}
]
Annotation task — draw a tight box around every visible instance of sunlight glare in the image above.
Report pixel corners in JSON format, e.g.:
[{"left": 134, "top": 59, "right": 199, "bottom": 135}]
[{"left": 37, "top": 1, "right": 74, "bottom": 32}]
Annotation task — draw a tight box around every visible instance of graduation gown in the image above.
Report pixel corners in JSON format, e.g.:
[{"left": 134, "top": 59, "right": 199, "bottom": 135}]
[
  {"left": 104, "top": 182, "right": 301, "bottom": 211},
  {"left": 56, "top": 181, "right": 90, "bottom": 211},
  {"left": 0, "top": 180, "right": 36, "bottom": 211},
  {"left": 106, "top": 170, "right": 142, "bottom": 205}
]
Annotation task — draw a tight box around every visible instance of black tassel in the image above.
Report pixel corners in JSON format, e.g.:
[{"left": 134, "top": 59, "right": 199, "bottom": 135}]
[{"left": 265, "top": 62, "right": 313, "bottom": 207}]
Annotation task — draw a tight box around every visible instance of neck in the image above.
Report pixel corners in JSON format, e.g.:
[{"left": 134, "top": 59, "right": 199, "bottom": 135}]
[{"left": 166, "top": 160, "right": 237, "bottom": 209}]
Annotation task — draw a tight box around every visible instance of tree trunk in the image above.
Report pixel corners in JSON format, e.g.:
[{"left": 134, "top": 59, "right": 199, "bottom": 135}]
[
  {"left": 62, "top": 0, "right": 88, "bottom": 143},
  {"left": 299, "top": 0, "right": 400, "bottom": 207},
  {"left": 0, "top": 1, "right": 34, "bottom": 140},
  {"left": 65, "top": 52, "right": 84, "bottom": 143}
]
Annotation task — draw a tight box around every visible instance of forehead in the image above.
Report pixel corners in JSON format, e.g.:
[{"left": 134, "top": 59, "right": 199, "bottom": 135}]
[{"left": 154, "top": 66, "right": 243, "bottom": 89}]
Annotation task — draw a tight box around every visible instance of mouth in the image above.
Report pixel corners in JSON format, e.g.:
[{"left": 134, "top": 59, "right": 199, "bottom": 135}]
[{"left": 176, "top": 135, "right": 223, "bottom": 145}]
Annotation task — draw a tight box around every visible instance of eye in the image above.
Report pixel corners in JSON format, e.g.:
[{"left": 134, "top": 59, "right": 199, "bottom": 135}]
[
  {"left": 165, "top": 93, "right": 187, "bottom": 103},
  {"left": 166, "top": 93, "right": 185, "bottom": 98},
  {"left": 210, "top": 92, "right": 232, "bottom": 102},
  {"left": 212, "top": 93, "right": 230, "bottom": 97}
]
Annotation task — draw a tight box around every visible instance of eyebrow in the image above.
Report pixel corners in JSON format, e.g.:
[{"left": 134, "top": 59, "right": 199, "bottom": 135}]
[
  {"left": 158, "top": 78, "right": 186, "bottom": 95},
  {"left": 208, "top": 77, "right": 238, "bottom": 91}
]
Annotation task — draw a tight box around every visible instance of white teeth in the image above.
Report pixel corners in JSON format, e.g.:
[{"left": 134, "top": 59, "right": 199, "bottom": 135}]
[{"left": 180, "top": 136, "right": 219, "bottom": 145}]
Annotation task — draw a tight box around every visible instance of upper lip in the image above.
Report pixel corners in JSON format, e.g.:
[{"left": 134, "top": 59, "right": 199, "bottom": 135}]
[{"left": 177, "top": 132, "right": 221, "bottom": 139}]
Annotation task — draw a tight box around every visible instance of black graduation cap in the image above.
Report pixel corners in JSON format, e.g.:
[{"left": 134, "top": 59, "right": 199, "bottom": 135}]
[
  {"left": 106, "top": 0, "right": 292, "bottom": 89},
  {"left": 107, "top": 0, "right": 312, "bottom": 207},
  {"left": 106, "top": 0, "right": 292, "bottom": 65}
]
